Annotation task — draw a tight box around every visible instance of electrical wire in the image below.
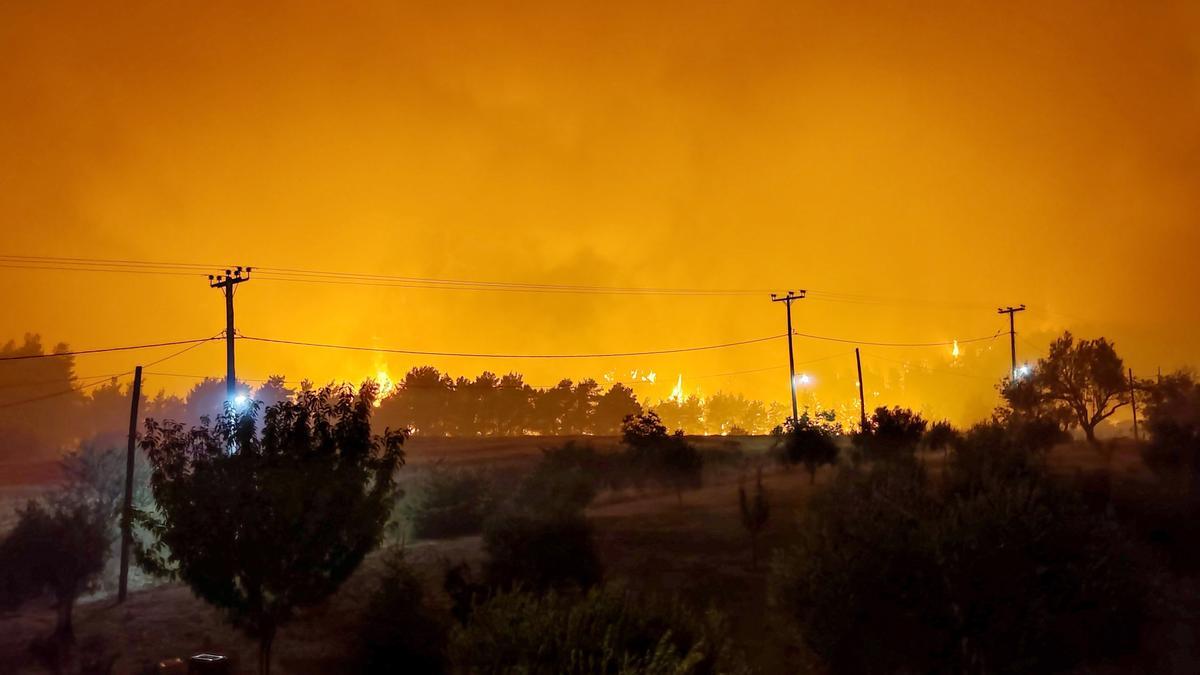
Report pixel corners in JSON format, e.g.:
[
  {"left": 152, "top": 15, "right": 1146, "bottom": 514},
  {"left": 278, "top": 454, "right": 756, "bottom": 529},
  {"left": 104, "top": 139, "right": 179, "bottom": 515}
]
[
  {"left": 792, "top": 331, "right": 1003, "bottom": 348},
  {"left": 236, "top": 333, "right": 787, "bottom": 359},
  {"left": 0, "top": 337, "right": 223, "bottom": 362}
]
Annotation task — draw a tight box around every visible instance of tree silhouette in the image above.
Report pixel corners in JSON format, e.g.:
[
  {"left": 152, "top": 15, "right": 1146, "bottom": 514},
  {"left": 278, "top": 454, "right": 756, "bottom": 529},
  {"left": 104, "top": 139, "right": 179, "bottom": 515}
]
[
  {"left": 1142, "top": 370, "right": 1200, "bottom": 489},
  {"left": 253, "top": 375, "right": 294, "bottom": 409},
  {"left": 593, "top": 382, "right": 642, "bottom": 435},
  {"left": 738, "top": 467, "right": 769, "bottom": 568},
  {"left": 0, "top": 496, "right": 109, "bottom": 643},
  {"left": 621, "top": 411, "right": 703, "bottom": 504},
  {"left": 780, "top": 409, "right": 840, "bottom": 483},
  {"left": 853, "top": 406, "right": 927, "bottom": 461},
  {"left": 138, "top": 384, "right": 405, "bottom": 675},
  {"left": 1028, "top": 332, "right": 1129, "bottom": 445},
  {"left": 0, "top": 335, "right": 83, "bottom": 459}
]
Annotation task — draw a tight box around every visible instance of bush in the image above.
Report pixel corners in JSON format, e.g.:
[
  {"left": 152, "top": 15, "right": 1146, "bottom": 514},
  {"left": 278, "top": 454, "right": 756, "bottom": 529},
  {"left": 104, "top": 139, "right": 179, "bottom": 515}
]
[
  {"left": 483, "top": 508, "right": 601, "bottom": 592},
  {"left": 522, "top": 442, "right": 603, "bottom": 510},
  {"left": 405, "top": 467, "right": 493, "bottom": 540},
  {"left": 448, "top": 586, "right": 749, "bottom": 674},
  {"left": 922, "top": 420, "right": 959, "bottom": 454},
  {"left": 0, "top": 496, "right": 110, "bottom": 642},
  {"left": 357, "top": 547, "right": 448, "bottom": 674},
  {"left": 770, "top": 459, "right": 1148, "bottom": 674},
  {"left": 777, "top": 410, "right": 840, "bottom": 483},
  {"left": 851, "top": 406, "right": 926, "bottom": 461},
  {"left": 482, "top": 459, "right": 604, "bottom": 592}
]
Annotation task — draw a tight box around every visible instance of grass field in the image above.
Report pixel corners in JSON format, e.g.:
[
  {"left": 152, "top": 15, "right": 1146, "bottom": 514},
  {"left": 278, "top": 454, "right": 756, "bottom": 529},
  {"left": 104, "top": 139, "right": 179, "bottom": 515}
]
[{"left": 2, "top": 436, "right": 1198, "bottom": 673}]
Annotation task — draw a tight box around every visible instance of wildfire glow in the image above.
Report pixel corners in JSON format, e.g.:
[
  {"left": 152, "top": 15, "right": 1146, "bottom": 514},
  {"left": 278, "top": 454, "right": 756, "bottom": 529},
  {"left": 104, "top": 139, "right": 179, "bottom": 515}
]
[
  {"left": 669, "top": 374, "right": 685, "bottom": 403},
  {"left": 374, "top": 368, "right": 395, "bottom": 407}
]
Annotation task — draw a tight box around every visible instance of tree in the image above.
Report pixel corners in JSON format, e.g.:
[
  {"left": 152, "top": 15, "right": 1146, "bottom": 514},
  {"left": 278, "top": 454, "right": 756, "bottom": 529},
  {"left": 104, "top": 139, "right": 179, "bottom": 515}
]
[
  {"left": 0, "top": 496, "right": 109, "bottom": 642},
  {"left": 376, "top": 366, "right": 451, "bottom": 436},
  {"left": 531, "top": 379, "right": 574, "bottom": 435},
  {"left": 778, "top": 409, "right": 840, "bottom": 483},
  {"left": 138, "top": 383, "right": 406, "bottom": 675},
  {"left": 0, "top": 334, "right": 84, "bottom": 460},
  {"left": 1142, "top": 370, "right": 1200, "bottom": 489},
  {"left": 494, "top": 372, "right": 533, "bottom": 435},
  {"left": 652, "top": 394, "right": 705, "bottom": 434},
  {"left": 621, "top": 411, "right": 703, "bottom": 503},
  {"left": 1027, "top": 332, "right": 1130, "bottom": 445},
  {"left": 564, "top": 378, "right": 601, "bottom": 434},
  {"left": 593, "top": 383, "right": 642, "bottom": 435},
  {"left": 253, "top": 375, "right": 294, "bottom": 409},
  {"left": 738, "top": 467, "right": 769, "bottom": 568}
]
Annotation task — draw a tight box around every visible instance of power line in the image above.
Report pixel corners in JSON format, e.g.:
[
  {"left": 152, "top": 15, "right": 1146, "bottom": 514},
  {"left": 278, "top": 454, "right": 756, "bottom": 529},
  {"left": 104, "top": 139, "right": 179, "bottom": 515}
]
[
  {"left": 0, "top": 255, "right": 780, "bottom": 297},
  {"left": 0, "top": 371, "right": 132, "bottom": 410},
  {"left": 0, "top": 337, "right": 224, "bottom": 362},
  {"left": 791, "top": 331, "right": 1003, "bottom": 348},
  {"left": 236, "top": 333, "right": 787, "bottom": 359},
  {"left": 0, "top": 333, "right": 221, "bottom": 407}
]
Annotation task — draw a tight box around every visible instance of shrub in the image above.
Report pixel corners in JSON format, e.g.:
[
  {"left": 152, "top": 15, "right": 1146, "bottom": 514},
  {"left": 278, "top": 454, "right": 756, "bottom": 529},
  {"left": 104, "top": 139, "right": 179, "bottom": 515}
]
[
  {"left": 481, "top": 459, "right": 604, "bottom": 592},
  {"left": 851, "top": 406, "right": 926, "bottom": 461},
  {"left": 922, "top": 420, "right": 959, "bottom": 454},
  {"left": 405, "top": 467, "right": 493, "bottom": 540},
  {"left": 483, "top": 508, "right": 601, "bottom": 592},
  {"left": 448, "top": 586, "right": 749, "bottom": 674},
  {"left": 770, "top": 459, "right": 1148, "bottom": 674},
  {"left": 357, "top": 547, "right": 449, "bottom": 674}
]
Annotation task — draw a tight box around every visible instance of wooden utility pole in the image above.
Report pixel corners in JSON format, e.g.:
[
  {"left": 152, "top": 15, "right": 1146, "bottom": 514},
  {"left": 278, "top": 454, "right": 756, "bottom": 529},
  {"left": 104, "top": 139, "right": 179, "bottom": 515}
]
[
  {"left": 771, "top": 290, "right": 806, "bottom": 421},
  {"left": 997, "top": 305, "right": 1026, "bottom": 380},
  {"left": 118, "top": 365, "right": 143, "bottom": 604},
  {"left": 1129, "top": 367, "right": 1139, "bottom": 442},
  {"left": 855, "top": 347, "right": 867, "bottom": 431},
  {"left": 209, "top": 267, "right": 251, "bottom": 401}
]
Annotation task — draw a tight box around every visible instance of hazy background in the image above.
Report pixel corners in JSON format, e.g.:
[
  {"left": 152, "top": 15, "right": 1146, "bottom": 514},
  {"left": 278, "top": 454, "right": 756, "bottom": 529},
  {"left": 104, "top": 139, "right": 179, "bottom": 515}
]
[{"left": 2, "top": 0, "right": 1198, "bottom": 425}]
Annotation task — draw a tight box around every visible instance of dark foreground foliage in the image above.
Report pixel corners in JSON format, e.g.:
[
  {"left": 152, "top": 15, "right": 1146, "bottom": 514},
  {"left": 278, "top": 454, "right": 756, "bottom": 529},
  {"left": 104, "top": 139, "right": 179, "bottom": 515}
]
[
  {"left": 138, "top": 383, "right": 406, "bottom": 675},
  {"left": 449, "top": 586, "right": 749, "bottom": 675},
  {"left": 0, "top": 497, "right": 108, "bottom": 643},
  {"left": 772, "top": 423, "right": 1149, "bottom": 674},
  {"left": 357, "top": 547, "right": 449, "bottom": 674},
  {"left": 405, "top": 466, "right": 493, "bottom": 540}
]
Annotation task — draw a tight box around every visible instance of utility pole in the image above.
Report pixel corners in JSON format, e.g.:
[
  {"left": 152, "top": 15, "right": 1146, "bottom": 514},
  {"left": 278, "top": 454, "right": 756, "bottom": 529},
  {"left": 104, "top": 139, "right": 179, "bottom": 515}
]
[
  {"left": 118, "top": 365, "right": 143, "bottom": 604},
  {"left": 771, "top": 290, "right": 806, "bottom": 421},
  {"left": 209, "top": 267, "right": 251, "bottom": 401},
  {"left": 997, "top": 304, "right": 1026, "bottom": 380},
  {"left": 855, "top": 347, "right": 867, "bottom": 432},
  {"left": 1129, "top": 367, "right": 1139, "bottom": 442}
]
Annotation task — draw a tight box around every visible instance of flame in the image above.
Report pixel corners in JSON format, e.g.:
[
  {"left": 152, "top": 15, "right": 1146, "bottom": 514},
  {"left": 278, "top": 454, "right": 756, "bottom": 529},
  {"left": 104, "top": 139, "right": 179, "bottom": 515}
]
[
  {"left": 669, "top": 374, "right": 685, "bottom": 403},
  {"left": 951, "top": 339, "right": 960, "bottom": 359},
  {"left": 373, "top": 367, "right": 394, "bottom": 407}
]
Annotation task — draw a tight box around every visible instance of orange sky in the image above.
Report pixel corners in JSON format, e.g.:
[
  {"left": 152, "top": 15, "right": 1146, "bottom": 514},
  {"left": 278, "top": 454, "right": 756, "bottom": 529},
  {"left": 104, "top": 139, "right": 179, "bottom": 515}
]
[{"left": 1, "top": 1, "right": 1198, "bottom": 425}]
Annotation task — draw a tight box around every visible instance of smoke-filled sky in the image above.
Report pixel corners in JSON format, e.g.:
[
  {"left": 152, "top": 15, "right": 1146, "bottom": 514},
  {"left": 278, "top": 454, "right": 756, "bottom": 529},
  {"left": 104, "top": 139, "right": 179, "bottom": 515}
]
[{"left": 1, "top": 1, "right": 1198, "bottom": 425}]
